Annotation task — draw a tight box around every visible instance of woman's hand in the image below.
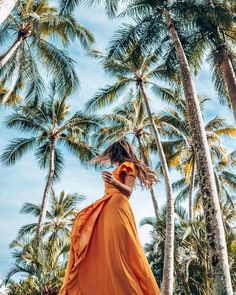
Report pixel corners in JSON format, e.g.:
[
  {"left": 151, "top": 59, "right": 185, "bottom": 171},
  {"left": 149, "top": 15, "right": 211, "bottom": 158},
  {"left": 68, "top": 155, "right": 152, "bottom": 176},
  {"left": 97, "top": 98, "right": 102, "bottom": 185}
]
[
  {"left": 102, "top": 171, "right": 117, "bottom": 185},
  {"left": 102, "top": 170, "right": 135, "bottom": 198}
]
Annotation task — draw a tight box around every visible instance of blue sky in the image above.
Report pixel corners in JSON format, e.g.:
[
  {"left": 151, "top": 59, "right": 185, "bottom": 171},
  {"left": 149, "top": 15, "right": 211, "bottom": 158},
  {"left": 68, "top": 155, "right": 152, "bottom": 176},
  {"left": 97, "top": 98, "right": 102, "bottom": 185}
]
[{"left": 0, "top": 2, "right": 235, "bottom": 282}]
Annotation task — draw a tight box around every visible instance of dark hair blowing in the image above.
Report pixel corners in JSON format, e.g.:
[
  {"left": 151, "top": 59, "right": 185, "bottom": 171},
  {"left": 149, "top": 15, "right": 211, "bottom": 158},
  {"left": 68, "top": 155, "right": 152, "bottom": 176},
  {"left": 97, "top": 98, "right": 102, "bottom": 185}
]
[{"left": 91, "top": 140, "right": 157, "bottom": 189}]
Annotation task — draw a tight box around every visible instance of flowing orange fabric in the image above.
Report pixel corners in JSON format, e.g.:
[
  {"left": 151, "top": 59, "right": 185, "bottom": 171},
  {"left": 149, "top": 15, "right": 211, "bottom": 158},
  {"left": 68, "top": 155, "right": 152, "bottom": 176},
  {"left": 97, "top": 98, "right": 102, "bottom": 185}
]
[{"left": 59, "top": 161, "right": 160, "bottom": 295}]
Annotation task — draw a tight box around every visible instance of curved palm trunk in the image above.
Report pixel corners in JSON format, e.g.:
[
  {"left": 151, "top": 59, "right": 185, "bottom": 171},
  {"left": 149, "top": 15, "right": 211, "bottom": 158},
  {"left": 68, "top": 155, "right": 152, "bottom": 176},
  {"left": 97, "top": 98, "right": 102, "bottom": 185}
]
[
  {"left": 0, "top": 35, "right": 24, "bottom": 69},
  {"left": 189, "top": 156, "right": 195, "bottom": 221},
  {"left": 208, "top": 0, "right": 236, "bottom": 123},
  {"left": 140, "top": 84, "right": 175, "bottom": 295},
  {"left": 218, "top": 47, "right": 236, "bottom": 122},
  {"left": 149, "top": 187, "right": 159, "bottom": 220},
  {"left": 164, "top": 8, "right": 233, "bottom": 295},
  {"left": 36, "top": 138, "right": 55, "bottom": 240},
  {"left": 136, "top": 134, "right": 159, "bottom": 219},
  {"left": 0, "top": 0, "right": 17, "bottom": 25}
]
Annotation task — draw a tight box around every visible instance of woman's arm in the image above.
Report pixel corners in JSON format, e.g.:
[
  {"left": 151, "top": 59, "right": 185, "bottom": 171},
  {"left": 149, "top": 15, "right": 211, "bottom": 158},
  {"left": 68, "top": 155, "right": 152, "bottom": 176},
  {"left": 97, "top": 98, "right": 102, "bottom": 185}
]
[{"left": 102, "top": 171, "right": 135, "bottom": 198}]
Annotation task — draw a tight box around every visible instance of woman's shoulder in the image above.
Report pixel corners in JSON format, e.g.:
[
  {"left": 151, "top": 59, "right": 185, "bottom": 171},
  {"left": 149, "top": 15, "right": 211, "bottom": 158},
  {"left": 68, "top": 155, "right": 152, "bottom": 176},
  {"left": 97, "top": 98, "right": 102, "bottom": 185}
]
[
  {"left": 120, "top": 160, "right": 136, "bottom": 167},
  {"left": 119, "top": 161, "right": 138, "bottom": 176}
]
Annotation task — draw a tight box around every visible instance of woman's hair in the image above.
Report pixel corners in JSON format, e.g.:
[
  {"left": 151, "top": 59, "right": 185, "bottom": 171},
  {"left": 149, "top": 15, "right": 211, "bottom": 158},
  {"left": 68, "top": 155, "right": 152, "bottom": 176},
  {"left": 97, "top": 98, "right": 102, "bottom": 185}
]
[{"left": 91, "top": 140, "right": 157, "bottom": 189}]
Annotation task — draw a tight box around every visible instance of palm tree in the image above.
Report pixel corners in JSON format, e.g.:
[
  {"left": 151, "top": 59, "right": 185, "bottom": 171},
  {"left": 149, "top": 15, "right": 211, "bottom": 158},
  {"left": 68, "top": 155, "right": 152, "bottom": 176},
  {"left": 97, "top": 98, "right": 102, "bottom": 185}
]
[
  {"left": 0, "top": 0, "right": 18, "bottom": 25},
  {"left": 177, "top": 0, "right": 236, "bottom": 121},
  {"left": 5, "top": 237, "right": 68, "bottom": 294},
  {"left": 140, "top": 205, "right": 236, "bottom": 294},
  {"left": 139, "top": 205, "right": 202, "bottom": 294},
  {"left": 86, "top": 49, "right": 176, "bottom": 291},
  {"left": 1, "top": 82, "right": 99, "bottom": 239},
  {"left": 93, "top": 0, "right": 233, "bottom": 292},
  {"left": 174, "top": 150, "right": 236, "bottom": 224},
  {"left": 17, "top": 190, "right": 86, "bottom": 242},
  {"left": 6, "top": 278, "right": 39, "bottom": 295},
  {"left": 157, "top": 97, "right": 236, "bottom": 220},
  {"left": 95, "top": 92, "right": 159, "bottom": 218},
  {"left": 0, "top": 0, "right": 94, "bottom": 103}
]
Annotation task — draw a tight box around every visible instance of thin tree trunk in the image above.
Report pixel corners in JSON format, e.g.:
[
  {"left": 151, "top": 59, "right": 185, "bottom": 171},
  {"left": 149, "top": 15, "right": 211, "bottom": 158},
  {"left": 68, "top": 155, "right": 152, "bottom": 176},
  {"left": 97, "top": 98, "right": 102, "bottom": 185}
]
[
  {"left": 36, "top": 138, "right": 55, "bottom": 240},
  {"left": 0, "top": 0, "right": 17, "bottom": 25},
  {"left": 189, "top": 156, "right": 195, "bottom": 221},
  {"left": 164, "top": 8, "right": 233, "bottom": 295},
  {"left": 136, "top": 134, "right": 159, "bottom": 219},
  {"left": 149, "top": 188, "right": 159, "bottom": 220},
  {"left": 208, "top": 0, "right": 236, "bottom": 122},
  {"left": 218, "top": 46, "right": 236, "bottom": 122},
  {"left": 0, "top": 36, "right": 24, "bottom": 69},
  {"left": 140, "top": 84, "right": 175, "bottom": 295}
]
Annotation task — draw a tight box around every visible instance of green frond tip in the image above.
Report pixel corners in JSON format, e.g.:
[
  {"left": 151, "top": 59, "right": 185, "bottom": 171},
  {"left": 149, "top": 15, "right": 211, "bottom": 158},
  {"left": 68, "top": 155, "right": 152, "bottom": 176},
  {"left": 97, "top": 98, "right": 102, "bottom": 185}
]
[
  {"left": 76, "top": 24, "right": 95, "bottom": 50},
  {"left": 38, "top": 39, "right": 80, "bottom": 97},
  {"left": 85, "top": 79, "right": 130, "bottom": 112},
  {"left": 1, "top": 137, "right": 37, "bottom": 167},
  {"left": 139, "top": 216, "right": 157, "bottom": 227},
  {"left": 20, "top": 203, "right": 41, "bottom": 216},
  {"left": 60, "top": 0, "right": 80, "bottom": 15}
]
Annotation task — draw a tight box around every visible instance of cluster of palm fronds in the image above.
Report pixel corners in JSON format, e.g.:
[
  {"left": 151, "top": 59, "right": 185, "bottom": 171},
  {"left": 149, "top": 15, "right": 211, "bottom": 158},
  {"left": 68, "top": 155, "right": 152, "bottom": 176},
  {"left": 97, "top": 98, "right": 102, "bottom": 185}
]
[
  {"left": 1, "top": 0, "right": 236, "bottom": 294},
  {"left": 5, "top": 191, "right": 86, "bottom": 295}
]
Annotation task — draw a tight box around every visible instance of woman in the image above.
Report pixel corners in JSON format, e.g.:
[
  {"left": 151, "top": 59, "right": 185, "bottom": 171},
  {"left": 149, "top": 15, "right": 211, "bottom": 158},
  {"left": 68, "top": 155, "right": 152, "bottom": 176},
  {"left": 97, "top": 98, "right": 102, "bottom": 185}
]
[{"left": 59, "top": 140, "right": 160, "bottom": 295}]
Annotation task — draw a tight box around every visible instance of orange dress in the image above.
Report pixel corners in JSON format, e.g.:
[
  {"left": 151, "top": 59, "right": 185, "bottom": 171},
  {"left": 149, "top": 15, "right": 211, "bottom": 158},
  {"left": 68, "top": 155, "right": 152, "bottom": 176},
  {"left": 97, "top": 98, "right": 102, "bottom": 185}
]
[{"left": 59, "top": 161, "right": 160, "bottom": 295}]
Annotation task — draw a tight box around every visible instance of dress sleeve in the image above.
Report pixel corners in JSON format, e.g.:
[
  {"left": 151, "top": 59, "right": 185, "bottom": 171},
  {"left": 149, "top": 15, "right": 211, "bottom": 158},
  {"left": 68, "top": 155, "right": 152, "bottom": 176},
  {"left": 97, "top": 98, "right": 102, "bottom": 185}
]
[{"left": 119, "top": 161, "right": 138, "bottom": 177}]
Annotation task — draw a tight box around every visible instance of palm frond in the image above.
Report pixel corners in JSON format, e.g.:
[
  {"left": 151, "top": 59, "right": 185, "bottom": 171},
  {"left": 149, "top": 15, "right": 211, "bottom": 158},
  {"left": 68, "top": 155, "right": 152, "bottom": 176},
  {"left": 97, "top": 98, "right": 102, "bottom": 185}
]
[
  {"left": 20, "top": 203, "right": 41, "bottom": 216},
  {"left": 37, "top": 39, "right": 79, "bottom": 97},
  {"left": 1, "top": 137, "right": 37, "bottom": 166},
  {"left": 17, "top": 223, "right": 38, "bottom": 238},
  {"left": 23, "top": 50, "right": 45, "bottom": 102},
  {"left": 62, "top": 138, "right": 97, "bottom": 166},
  {"left": 139, "top": 216, "right": 157, "bottom": 227},
  {"left": 175, "top": 185, "right": 190, "bottom": 206},
  {"left": 60, "top": 0, "right": 79, "bottom": 15},
  {"left": 85, "top": 79, "right": 130, "bottom": 111}
]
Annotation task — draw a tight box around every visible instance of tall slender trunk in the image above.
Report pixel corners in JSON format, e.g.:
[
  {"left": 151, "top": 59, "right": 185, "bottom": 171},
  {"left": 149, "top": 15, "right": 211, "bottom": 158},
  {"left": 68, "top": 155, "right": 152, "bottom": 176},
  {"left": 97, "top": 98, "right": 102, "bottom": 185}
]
[
  {"left": 36, "top": 138, "right": 55, "bottom": 240},
  {"left": 0, "top": 36, "right": 24, "bottom": 69},
  {"left": 136, "top": 134, "right": 159, "bottom": 219},
  {"left": 164, "top": 8, "right": 233, "bottom": 295},
  {"left": 0, "top": 0, "right": 17, "bottom": 25},
  {"left": 140, "top": 84, "right": 175, "bottom": 295},
  {"left": 218, "top": 46, "right": 236, "bottom": 122},
  {"left": 149, "top": 187, "right": 159, "bottom": 220},
  {"left": 208, "top": 0, "right": 236, "bottom": 122},
  {"left": 189, "top": 156, "right": 195, "bottom": 221}
]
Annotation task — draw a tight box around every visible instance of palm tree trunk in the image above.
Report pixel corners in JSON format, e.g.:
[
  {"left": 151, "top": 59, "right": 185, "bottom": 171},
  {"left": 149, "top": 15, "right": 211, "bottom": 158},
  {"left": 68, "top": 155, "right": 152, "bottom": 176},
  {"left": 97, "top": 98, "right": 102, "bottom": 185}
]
[
  {"left": 208, "top": 0, "right": 236, "bottom": 122},
  {"left": 218, "top": 46, "right": 236, "bottom": 122},
  {"left": 136, "top": 134, "right": 159, "bottom": 219},
  {"left": 189, "top": 157, "right": 195, "bottom": 221},
  {"left": 0, "top": 35, "right": 24, "bottom": 69},
  {"left": 0, "top": 0, "right": 17, "bottom": 25},
  {"left": 163, "top": 8, "right": 233, "bottom": 295},
  {"left": 36, "top": 138, "right": 55, "bottom": 240},
  {"left": 149, "top": 188, "right": 159, "bottom": 220},
  {"left": 140, "top": 84, "right": 175, "bottom": 295}
]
